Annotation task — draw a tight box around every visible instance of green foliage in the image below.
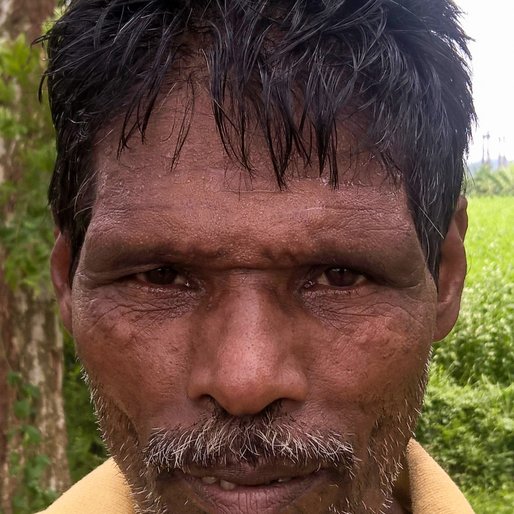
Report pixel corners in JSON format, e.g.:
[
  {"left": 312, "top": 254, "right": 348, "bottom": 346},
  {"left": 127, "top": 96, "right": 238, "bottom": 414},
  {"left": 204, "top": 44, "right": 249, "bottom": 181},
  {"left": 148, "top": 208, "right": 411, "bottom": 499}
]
[
  {"left": 0, "top": 34, "right": 55, "bottom": 294},
  {"left": 417, "top": 367, "right": 514, "bottom": 491},
  {"left": 10, "top": 454, "right": 58, "bottom": 513},
  {"left": 468, "top": 164, "right": 514, "bottom": 196},
  {"left": 466, "top": 485, "right": 514, "bottom": 514},
  {"left": 7, "top": 372, "right": 59, "bottom": 511}
]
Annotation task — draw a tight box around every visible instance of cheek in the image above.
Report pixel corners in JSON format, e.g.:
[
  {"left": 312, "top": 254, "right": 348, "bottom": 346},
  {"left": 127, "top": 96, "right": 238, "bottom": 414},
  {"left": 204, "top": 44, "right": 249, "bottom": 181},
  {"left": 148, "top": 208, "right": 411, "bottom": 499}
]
[
  {"left": 306, "top": 293, "right": 436, "bottom": 433},
  {"left": 71, "top": 289, "right": 194, "bottom": 434}
]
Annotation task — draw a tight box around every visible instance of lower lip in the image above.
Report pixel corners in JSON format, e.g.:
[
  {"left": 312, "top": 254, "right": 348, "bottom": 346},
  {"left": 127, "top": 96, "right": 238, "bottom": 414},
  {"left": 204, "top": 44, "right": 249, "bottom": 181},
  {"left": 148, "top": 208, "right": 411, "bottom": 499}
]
[{"left": 165, "top": 469, "right": 334, "bottom": 513}]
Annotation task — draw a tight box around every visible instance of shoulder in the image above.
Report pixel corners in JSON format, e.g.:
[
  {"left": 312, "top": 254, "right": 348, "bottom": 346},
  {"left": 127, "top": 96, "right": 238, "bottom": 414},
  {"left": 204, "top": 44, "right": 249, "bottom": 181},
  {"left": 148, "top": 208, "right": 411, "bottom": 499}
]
[
  {"left": 394, "top": 440, "right": 475, "bottom": 514},
  {"left": 37, "top": 459, "right": 135, "bottom": 514}
]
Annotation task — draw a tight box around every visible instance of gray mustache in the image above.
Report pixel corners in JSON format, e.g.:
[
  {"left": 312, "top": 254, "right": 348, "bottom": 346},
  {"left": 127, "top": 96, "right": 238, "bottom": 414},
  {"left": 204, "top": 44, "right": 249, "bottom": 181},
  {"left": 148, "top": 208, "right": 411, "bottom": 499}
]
[{"left": 143, "top": 415, "right": 356, "bottom": 473}]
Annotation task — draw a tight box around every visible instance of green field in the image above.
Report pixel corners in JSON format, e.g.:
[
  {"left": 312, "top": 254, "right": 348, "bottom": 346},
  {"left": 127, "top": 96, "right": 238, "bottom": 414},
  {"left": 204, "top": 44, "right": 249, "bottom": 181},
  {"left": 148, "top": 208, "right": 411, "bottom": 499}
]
[
  {"left": 418, "top": 196, "right": 514, "bottom": 514},
  {"left": 465, "top": 197, "right": 514, "bottom": 285}
]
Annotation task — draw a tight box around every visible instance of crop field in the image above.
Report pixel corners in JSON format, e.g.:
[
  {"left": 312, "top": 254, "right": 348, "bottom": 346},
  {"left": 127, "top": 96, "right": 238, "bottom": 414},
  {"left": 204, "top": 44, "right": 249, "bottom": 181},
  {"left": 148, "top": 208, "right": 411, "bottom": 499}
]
[{"left": 465, "top": 196, "right": 514, "bottom": 284}]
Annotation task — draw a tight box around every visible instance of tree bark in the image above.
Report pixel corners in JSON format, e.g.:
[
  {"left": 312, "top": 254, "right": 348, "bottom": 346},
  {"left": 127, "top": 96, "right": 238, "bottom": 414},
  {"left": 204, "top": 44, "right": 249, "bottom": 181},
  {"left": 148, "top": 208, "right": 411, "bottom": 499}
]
[
  {"left": 0, "top": 0, "right": 70, "bottom": 512},
  {"left": 0, "top": 0, "right": 55, "bottom": 42}
]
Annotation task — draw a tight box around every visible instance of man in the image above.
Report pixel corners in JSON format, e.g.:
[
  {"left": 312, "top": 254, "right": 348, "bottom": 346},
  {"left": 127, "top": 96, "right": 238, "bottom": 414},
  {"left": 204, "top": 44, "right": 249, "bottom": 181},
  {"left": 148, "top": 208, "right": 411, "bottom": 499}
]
[{"left": 40, "top": 0, "right": 476, "bottom": 512}]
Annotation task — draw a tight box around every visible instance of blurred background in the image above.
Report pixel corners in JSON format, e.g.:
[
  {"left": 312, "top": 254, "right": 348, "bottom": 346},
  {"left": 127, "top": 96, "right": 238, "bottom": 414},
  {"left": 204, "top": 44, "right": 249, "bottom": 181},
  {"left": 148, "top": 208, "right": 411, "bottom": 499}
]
[{"left": 0, "top": 1, "right": 512, "bottom": 513}]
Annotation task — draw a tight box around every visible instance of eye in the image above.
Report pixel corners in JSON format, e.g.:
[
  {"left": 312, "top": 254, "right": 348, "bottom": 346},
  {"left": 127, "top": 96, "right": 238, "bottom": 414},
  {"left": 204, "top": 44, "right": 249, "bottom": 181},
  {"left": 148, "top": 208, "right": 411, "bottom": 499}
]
[
  {"left": 307, "top": 267, "right": 366, "bottom": 289},
  {"left": 134, "top": 266, "right": 189, "bottom": 287}
]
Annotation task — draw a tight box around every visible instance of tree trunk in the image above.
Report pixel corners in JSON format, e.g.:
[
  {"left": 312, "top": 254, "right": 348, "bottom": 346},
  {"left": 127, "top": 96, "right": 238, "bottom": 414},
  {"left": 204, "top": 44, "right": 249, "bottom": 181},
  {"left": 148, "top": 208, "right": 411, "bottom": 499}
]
[
  {"left": 0, "top": 1, "right": 70, "bottom": 512},
  {"left": 0, "top": 0, "right": 55, "bottom": 42}
]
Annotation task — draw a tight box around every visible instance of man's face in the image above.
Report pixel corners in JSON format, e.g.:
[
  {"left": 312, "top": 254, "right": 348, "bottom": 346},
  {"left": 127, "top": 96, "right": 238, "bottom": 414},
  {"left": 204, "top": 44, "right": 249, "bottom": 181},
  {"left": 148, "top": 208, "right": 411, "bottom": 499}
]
[{"left": 52, "top": 92, "right": 464, "bottom": 514}]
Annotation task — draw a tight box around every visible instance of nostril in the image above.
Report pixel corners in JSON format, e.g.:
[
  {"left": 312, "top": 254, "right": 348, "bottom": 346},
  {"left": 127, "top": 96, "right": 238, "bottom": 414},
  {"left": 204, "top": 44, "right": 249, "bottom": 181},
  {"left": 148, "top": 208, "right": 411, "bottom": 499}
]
[
  {"left": 187, "top": 342, "right": 309, "bottom": 417},
  {"left": 203, "top": 397, "right": 286, "bottom": 421},
  {"left": 189, "top": 364, "right": 306, "bottom": 417}
]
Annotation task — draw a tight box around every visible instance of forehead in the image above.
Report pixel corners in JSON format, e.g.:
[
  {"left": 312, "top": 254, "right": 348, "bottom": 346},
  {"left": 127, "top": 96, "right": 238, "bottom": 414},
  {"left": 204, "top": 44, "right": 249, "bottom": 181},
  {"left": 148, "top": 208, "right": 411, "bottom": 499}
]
[
  {"left": 89, "top": 91, "right": 420, "bottom": 265},
  {"left": 96, "top": 87, "right": 389, "bottom": 189}
]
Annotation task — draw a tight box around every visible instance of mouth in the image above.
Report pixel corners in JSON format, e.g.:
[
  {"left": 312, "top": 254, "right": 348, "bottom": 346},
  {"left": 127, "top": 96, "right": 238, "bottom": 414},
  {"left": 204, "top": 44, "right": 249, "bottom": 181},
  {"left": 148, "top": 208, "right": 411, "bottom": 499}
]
[
  {"left": 193, "top": 473, "right": 301, "bottom": 489},
  {"left": 157, "top": 465, "right": 340, "bottom": 513}
]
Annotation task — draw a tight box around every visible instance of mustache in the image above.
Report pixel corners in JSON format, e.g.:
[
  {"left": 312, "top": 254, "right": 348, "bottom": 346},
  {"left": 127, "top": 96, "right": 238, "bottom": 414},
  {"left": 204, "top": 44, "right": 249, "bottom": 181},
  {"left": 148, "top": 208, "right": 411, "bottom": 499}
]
[{"left": 143, "top": 410, "right": 356, "bottom": 474}]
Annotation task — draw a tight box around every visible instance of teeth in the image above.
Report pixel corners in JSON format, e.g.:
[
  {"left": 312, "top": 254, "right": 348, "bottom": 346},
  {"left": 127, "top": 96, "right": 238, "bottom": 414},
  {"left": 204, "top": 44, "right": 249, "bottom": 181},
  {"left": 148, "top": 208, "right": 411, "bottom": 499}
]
[
  {"left": 198, "top": 475, "right": 295, "bottom": 488},
  {"left": 219, "top": 479, "right": 237, "bottom": 491}
]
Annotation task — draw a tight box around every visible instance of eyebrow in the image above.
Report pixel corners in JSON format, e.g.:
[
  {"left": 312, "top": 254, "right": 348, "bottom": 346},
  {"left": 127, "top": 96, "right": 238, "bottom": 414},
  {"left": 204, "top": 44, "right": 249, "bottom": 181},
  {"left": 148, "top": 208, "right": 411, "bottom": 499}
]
[{"left": 81, "top": 221, "right": 423, "bottom": 285}]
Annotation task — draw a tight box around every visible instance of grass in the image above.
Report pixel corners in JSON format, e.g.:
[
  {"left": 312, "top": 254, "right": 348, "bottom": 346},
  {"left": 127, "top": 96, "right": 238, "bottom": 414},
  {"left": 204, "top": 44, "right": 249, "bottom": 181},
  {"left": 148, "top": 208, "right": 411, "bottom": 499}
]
[{"left": 465, "top": 196, "right": 514, "bottom": 285}]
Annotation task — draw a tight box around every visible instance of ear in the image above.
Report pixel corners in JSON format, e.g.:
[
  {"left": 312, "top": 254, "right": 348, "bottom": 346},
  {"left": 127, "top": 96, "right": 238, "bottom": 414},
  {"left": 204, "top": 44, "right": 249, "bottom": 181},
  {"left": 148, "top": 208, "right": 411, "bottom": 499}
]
[
  {"left": 51, "top": 232, "right": 74, "bottom": 334},
  {"left": 433, "top": 196, "right": 468, "bottom": 341}
]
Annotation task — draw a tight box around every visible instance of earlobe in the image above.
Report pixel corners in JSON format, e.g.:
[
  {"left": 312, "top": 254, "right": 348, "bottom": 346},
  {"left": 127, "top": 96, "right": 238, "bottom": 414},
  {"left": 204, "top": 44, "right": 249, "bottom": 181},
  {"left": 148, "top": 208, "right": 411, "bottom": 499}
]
[
  {"left": 51, "top": 232, "right": 74, "bottom": 334},
  {"left": 434, "top": 196, "right": 468, "bottom": 341}
]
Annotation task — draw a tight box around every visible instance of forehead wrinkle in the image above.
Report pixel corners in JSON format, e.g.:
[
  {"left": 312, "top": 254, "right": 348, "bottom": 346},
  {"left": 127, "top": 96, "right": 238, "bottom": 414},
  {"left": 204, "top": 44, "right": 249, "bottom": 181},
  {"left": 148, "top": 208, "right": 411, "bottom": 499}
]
[
  {"left": 89, "top": 184, "right": 411, "bottom": 233},
  {"left": 91, "top": 165, "right": 406, "bottom": 215},
  {"left": 83, "top": 192, "right": 421, "bottom": 273}
]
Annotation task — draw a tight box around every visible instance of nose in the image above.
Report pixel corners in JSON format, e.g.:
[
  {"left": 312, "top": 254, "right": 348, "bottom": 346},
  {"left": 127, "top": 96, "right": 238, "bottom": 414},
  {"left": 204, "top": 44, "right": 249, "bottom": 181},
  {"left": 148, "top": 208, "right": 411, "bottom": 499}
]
[{"left": 187, "top": 284, "right": 308, "bottom": 416}]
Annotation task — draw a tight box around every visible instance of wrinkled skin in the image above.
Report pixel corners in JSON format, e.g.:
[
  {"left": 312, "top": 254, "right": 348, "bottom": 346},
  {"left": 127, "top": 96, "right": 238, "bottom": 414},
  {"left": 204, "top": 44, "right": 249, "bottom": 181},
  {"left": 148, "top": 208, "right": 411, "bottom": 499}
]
[{"left": 51, "top": 91, "right": 467, "bottom": 514}]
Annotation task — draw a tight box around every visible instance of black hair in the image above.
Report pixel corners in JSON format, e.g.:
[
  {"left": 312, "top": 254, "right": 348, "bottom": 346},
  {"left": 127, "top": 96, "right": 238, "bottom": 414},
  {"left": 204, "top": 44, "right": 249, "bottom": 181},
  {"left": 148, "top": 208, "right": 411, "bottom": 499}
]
[{"left": 40, "top": 0, "right": 475, "bottom": 277}]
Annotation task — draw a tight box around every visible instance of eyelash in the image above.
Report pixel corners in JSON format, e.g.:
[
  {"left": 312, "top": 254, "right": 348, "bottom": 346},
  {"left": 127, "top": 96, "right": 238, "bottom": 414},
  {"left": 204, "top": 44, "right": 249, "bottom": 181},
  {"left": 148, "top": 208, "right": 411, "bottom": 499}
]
[
  {"left": 303, "top": 267, "right": 368, "bottom": 290},
  {"left": 126, "top": 266, "right": 193, "bottom": 290},
  {"left": 120, "top": 261, "right": 372, "bottom": 298}
]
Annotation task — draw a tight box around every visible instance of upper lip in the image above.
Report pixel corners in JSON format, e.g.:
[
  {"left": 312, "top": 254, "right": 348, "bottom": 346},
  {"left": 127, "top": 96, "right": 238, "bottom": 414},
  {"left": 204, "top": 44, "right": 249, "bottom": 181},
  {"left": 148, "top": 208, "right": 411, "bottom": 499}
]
[{"left": 179, "top": 462, "right": 323, "bottom": 486}]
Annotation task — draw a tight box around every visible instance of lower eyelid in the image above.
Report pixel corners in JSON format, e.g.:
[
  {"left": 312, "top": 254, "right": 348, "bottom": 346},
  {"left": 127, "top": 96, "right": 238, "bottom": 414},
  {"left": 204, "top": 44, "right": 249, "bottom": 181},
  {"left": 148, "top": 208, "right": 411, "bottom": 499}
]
[{"left": 300, "top": 286, "right": 360, "bottom": 304}]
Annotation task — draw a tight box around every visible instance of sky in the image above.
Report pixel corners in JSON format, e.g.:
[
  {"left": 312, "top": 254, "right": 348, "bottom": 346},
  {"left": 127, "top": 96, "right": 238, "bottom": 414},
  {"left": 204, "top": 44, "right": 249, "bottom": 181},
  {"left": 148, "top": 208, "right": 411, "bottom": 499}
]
[{"left": 455, "top": 0, "right": 514, "bottom": 164}]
